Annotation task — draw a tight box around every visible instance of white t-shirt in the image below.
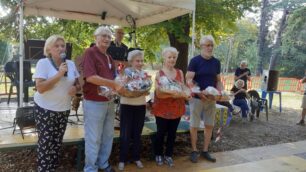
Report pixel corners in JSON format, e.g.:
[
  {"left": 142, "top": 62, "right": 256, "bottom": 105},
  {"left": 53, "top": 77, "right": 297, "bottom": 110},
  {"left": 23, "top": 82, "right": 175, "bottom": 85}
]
[{"left": 33, "top": 58, "right": 80, "bottom": 111}]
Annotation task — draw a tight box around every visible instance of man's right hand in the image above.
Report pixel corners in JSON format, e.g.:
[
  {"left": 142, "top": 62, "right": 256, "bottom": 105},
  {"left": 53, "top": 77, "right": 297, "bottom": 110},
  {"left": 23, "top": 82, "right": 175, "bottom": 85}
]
[{"left": 198, "top": 90, "right": 208, "bottom": 101}]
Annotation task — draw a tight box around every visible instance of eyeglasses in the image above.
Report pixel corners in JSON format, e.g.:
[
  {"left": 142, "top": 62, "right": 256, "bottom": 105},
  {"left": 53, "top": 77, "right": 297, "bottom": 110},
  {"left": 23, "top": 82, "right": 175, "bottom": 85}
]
[
  {"left": 167, "top": 56, "right": 177, "bottom": 59},
  {"left": 201, "top": 44, "right": 214, "bottom": 47},
  {"left": 99, "top": 34, "right": 112, "bottom": 39}
]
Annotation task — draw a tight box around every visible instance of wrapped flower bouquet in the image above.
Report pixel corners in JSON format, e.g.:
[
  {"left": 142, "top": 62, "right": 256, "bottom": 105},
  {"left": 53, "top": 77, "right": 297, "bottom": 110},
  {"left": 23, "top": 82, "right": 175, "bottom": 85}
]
[
  {"left": 203, "top": 86, "right": 231, "bottom": 102},
  {"left": 157, "top": 76, "right": 191, "bottom": 99},
  {"left": 116, "top": 68, "right": 152, "bottom": 98}
]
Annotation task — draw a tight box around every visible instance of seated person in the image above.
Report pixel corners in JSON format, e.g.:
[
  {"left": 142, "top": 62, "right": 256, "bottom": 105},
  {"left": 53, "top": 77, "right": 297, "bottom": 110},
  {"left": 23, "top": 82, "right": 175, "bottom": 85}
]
[
  {"left": 231, "top": 79, "right": 249, "bottom": 122},
  {"left": 216, "top": 101, "right": 240, "bottom": 116}
]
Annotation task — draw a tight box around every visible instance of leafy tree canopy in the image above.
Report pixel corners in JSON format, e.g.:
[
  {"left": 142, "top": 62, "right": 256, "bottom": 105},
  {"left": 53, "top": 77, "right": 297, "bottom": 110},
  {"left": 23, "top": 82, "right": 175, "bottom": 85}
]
[
  {"left": 0, "top": 0, "right": 258, "bottom": 64},
  {"left": 281, "top": 6, "right": 306, "bottom": 77}
]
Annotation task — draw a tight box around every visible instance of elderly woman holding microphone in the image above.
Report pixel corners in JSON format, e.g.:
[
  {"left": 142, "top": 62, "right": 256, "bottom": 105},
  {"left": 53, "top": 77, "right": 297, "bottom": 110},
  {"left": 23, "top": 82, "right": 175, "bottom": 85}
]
[
  {"left": 186, "top": 35, "right": 224, "bottom": 163},
  {"left": 152, "top": 47, "right": 190, "bottom": 167},
  {"left": 33, "top": 35, "right": 80, "bottom": 172}
]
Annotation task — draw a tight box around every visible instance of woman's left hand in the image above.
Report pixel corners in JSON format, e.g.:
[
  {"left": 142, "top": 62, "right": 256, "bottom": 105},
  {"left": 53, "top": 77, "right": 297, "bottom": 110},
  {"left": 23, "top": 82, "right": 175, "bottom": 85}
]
[{"left": 68, "top": 85, "right": 77, "bottom": 96}]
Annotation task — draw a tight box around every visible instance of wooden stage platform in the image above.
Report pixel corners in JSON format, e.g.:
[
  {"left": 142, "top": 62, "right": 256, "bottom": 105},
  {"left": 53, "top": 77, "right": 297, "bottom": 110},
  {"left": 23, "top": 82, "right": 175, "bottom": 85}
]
[
  {"left": 0, "top": 101, "right": 228, "bottom": 171},
  {"left": 0, "top": 119, "right": 192, "bottom": 171}
]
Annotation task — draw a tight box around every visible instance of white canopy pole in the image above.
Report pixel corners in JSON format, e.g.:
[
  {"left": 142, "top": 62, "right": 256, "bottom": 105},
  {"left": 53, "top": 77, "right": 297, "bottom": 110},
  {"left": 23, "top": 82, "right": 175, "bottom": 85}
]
[
  {"left": 190, "top": 0, "right": 196, "bottom": 58},
  {"left": 19, "top": 0, "right": 24, "bottom": 107}
]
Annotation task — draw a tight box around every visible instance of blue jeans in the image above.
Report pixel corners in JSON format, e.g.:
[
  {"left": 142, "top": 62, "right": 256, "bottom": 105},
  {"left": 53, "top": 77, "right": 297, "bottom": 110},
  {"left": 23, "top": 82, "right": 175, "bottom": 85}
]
[
  {"left": 83, "top": 99, "right": 115, "bottom": 172},
  {"left": 233, "top": 99, "right": 249, "bottom": 118}
]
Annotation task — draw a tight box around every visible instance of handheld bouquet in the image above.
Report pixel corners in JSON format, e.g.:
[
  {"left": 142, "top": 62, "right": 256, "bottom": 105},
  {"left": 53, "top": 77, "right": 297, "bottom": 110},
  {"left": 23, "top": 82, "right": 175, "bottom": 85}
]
[
  {"left": 157, "top": 76, "right": 191, "bottom": 99},
  {"left": 203, "top": 86, "right": 230, "bottom": 102},
  {"left": 97, "top": 86, "right": 115, "bottom": 100},
  {"left": 116, "top": 67, "right": 152, "bottom": 98}
]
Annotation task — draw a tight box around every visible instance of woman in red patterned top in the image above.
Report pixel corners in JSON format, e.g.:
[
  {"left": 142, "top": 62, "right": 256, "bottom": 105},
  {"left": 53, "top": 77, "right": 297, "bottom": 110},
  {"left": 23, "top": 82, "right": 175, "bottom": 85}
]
[{"left": 152, "top": 47, "right": 190, "bottom": 167}]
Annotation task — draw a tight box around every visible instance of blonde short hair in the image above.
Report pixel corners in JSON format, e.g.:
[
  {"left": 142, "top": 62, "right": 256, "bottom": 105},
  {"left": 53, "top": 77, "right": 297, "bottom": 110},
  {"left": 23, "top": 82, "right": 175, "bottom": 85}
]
[
  {"left": 200, "top": 35, "right": 215, "bottom": 46},
  {"left": 94, "top": 26, "right": 112, "bottom": 37},
  {"left": 127, "top": 50, "right": 144, "bottom": 62},
  {"left": 44, "top": 35, "right": 65, "bottom": 57},
  {"left": 162, "top": 47, "right": 179, "bottom": 59}
]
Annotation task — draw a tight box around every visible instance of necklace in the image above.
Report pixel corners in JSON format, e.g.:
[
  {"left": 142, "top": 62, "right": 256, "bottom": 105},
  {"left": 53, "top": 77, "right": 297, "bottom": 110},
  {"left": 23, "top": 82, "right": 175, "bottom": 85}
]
[{"left": 48, "top": 57, "right": 59, "bottom": 71}]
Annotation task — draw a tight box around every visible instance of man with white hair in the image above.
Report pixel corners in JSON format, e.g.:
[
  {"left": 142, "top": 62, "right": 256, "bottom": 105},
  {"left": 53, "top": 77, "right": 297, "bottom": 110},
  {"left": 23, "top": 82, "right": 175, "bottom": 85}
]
[
  {"left": 186, "top": 35, "right": 224, "bottom": 163},
  {"left": 234, "top": 60, "right": 251, "bottom": 89},
  {"left": 82, "top": 26, "right": 124, "bottom": 172}
]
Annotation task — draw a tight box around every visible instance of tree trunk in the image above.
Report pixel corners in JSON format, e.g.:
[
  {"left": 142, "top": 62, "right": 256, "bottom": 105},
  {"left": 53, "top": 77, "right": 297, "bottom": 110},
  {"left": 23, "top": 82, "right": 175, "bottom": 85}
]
[
  {"left": 167, "top": 17, "right": 190, "bottom": 75},
  {"left": 269, "top": 9, "right": 288, "bottom": 70},
  {"left": 150, "top": 61, "right": 154, "bottom": 69},
  {"left": 256, "top": 0, "right": 270, "bottom": 76}
]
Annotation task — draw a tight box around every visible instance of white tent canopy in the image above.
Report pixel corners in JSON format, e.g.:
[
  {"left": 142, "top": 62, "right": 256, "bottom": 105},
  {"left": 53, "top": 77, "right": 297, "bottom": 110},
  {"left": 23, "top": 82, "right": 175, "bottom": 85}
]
[
  {"left": 18, "top": 0, "right": 196, "bottom": 106},
  {"left": 24, "top": 0, "right": 194, "bottom": 27}
]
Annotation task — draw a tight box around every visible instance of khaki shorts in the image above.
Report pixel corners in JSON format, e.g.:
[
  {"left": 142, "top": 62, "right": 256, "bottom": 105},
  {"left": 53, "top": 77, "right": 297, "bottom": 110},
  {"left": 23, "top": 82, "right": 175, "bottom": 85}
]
[
  {"left": 302, "top": 95, "right": 306, "bottom": 109},
  {"left": 189, "top": 98, "right": 216, "bottom": 127}
]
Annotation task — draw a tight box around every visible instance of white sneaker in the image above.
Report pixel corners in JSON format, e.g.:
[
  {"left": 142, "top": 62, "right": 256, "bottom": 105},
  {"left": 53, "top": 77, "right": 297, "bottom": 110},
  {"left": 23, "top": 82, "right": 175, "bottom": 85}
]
[
  {"left": 118, "top": 162, "right": 124, "bottom": 171},
  {"left": 135, "top": 160, "right": 144, "bottom": 168},
  {"left": 232, "top": 106, "right": 241, "bottom": 115}
]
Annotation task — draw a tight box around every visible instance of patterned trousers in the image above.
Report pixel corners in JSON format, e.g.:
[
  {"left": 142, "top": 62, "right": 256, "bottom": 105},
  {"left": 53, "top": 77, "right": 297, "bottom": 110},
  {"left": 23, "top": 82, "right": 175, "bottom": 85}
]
[{"left": 34, "top": 104, "right": 70, "bottom": 172}]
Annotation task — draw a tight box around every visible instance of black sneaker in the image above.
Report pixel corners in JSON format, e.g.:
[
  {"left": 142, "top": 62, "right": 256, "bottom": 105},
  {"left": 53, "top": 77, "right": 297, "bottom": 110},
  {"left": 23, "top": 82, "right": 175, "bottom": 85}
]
[
  {"left": 190, "top": 151, "right": 199, "bottom": 163},
  {"left": 164, "top": 156, "right": 174, "bottom": 167},
  {"left": 201, "top": 151, "right": 216, "bottom": 162},
  {"left": 104, "top": 165, "right": 116, "bottom": 172},
  {"left": 297, "top": 119, "right": 305, "bottom": 126}
]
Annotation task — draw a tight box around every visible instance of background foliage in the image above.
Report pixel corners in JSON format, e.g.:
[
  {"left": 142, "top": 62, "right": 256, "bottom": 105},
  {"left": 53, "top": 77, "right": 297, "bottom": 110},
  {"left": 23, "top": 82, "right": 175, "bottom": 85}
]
[{"left": 0, "top": 0, "right": 305, "bottom": 77}]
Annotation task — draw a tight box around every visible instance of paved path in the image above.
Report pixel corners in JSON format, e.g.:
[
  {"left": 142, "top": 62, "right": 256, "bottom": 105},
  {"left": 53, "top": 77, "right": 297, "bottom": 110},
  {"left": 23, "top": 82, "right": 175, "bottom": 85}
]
[{"left": 122, "top": 140, "right": 306, "bottom": 172}]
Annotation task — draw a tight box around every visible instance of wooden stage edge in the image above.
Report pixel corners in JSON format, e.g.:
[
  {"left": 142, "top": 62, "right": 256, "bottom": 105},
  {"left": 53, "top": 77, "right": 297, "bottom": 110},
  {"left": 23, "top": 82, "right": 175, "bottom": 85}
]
[
  {"left": 0, "top": 103, "right": 228, "bottom": 150},
  {"left": 0, "top": 120, "right": 191, "bottom": 150}
]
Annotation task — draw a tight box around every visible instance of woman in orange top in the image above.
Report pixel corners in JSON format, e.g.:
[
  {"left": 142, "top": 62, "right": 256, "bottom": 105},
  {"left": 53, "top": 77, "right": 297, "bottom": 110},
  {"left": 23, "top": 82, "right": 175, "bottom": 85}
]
[{"left": 152, "top": 47, "right": 190, "bottom": 167}]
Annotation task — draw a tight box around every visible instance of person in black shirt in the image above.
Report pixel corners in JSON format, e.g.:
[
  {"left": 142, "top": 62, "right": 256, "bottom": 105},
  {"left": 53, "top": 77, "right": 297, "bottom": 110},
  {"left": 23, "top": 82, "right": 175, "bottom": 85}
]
[
  {"left": 107, "top": 28, "right": 129, "bottom": 68},
  {"left": 234, "top": 61, "right": 251, "bottom": 89},
  {"left": 231, "top": 79, "right": 249, "bottom": 122}
]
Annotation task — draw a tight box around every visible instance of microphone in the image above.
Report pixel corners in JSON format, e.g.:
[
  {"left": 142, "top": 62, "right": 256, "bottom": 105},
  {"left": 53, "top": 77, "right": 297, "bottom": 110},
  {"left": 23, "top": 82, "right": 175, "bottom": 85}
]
[{"left": 60, "top": 52, "right": 67, "bottom": 76}]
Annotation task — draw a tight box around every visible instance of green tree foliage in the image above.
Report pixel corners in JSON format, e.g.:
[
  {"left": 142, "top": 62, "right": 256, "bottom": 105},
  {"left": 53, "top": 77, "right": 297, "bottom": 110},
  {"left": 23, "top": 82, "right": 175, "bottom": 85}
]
[
  {"left": 0, "top": 0, "right": 258, "bottom": 65},
  {"left": 0, "top": 0, "right": 98, "bottom": 59},
  {"left": 267, "top": 0, "right": 306, "bottom": 70},
  {"left": 0, "top": 0, "right": 19, "bottom": 42},
  {"left": 154, "top": 0, "right": 259, "bottom": 73},
  {"left": 134, "top": 26, "right": 168, "bottom": 69},
  {"left": 281, "top": 6, "right": 306, "bottom": 77},
  {"left": 215, "top": 20, "right": 260, "bottom": 73}
]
